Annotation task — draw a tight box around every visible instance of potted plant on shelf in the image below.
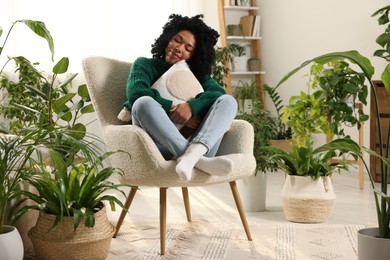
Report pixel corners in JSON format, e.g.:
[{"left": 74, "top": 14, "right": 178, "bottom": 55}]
[
  {"left": 212, "top": 43, "right": 247, "bottom": 89},
  {"left": 230, "top": 43, "right": 248, "bottom": 72},
  {"left": 247, "top": 56, "right": 261, "bottom": 72},
  {"left": 268, "top": 5, "right": 390, "bottom": 256},
  {"left": 234, "top": 80, "right": 257, "bottom": 113},
  {"left": 226, "top": 24, "right": 243, "bottom": 36}
]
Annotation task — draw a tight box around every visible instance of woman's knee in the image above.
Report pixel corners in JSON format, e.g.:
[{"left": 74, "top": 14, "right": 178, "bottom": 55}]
[
  {"left": 218, "top": 94, "right": 238, "bottom": 112},
  {"left": 132, "top": 96, "right": 157, "bottom": 115}
]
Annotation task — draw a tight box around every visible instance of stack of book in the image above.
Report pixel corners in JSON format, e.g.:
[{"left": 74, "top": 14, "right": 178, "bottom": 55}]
[{"left": 239, "top": 15, "right": 261, "bottom": 37}]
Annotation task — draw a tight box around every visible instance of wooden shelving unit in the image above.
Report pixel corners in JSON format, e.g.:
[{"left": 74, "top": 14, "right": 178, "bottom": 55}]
[{"left": 217, "top": 0, "right": 264, "bottom": 101}]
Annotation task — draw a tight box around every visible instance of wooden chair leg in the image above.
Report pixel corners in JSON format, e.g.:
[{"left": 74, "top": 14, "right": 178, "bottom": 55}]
[
  {"left": 160, "top": 187, "right": 168, "bottom": 255},
  {"left": 181, "top": 187, "right": 192, "bottom": 222},
  {"left": 113, "top": 186, "right": 138, "bottom": 238},
  {"left": 229, "top": 181, "right": 252, "bottom": 241}
]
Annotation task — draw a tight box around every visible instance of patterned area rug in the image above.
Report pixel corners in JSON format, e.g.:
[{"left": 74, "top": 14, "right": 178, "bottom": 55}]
[{"left": 107, "top": 220, "right": 363, "bottom": 260}]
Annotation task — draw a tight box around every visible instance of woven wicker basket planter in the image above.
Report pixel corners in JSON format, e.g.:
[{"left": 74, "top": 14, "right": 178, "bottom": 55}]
[
  {"left": 28, "top": 205, "right": 114, "bottom": 260},
  {"left": 280, "top": 175, "right": 336, "bottom": 223}
]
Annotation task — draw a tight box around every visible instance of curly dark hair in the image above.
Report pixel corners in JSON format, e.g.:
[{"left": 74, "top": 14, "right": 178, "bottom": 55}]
[{"left": 151, "top": 14, "right": 220, "bottom": 81}]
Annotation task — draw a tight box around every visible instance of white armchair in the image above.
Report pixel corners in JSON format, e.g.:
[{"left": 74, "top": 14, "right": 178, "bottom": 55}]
[{"left": 82, "top": 56, "right": 256, "bottom": 255}]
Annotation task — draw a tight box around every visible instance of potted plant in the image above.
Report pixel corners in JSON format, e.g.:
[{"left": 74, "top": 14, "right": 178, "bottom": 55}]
[
  {"left": 211, "top": 43, "right": 247, "bottom": 89},
  {"left": 268, "top": 5, "right": 390, "bottom": 256},
  {"left": 263, "top": 136, "right": 361, "bottom": 223},
  {"left": 230, "top": 43, "right": 248, "bottom": 72},
  {"left": 236, "top": 99, "right": 277, "bottom": 211},
  {"left": 234, "top": 80, "right": 257, "bottom": 113},
  {"left": 226, "top": 24, "right": 243, "bottom": 36},
  {"left": 17, "top": 147, "right": 129, "bottom": 260},
  {"left": 247, "top": 56, "right": 261, "bottom": 72}
]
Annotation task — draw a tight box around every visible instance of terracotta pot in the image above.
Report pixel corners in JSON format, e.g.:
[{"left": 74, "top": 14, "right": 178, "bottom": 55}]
[
  {"left": 358, "top": 227, "right": 390, "bottom": 260},
  {"left": 269, "top": 139, "right": 293, "bottom": 152},
  {"left": 29, "top": 205, "right": 114, "bottom": 260},
  {"left": 280, "top": 175, "right": 336, "bottom": 223}
]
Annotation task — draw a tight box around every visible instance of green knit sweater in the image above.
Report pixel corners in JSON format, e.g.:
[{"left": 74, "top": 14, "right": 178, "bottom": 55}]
[{"left": 123, "top": 57, "right": 226, "bottom": 116}]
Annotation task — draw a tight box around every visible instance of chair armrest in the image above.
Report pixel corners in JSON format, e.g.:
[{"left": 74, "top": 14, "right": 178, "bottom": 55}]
[
  {"left": 216, "top": 119, "right": 254, "bottom": 156},
  {"left": 102, "top": 124, "right": 168, "bottom": 181}
]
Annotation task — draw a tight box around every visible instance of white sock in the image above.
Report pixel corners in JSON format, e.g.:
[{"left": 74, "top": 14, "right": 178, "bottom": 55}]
[
  {"left": 195, "top": 156, "right": 233, "bottom": 176},
  {"left": 176, "top": 143, "right": 208, "bottom": 181},
  {"left": 176, "top": 143, "right": 234, "bottom": 180}
]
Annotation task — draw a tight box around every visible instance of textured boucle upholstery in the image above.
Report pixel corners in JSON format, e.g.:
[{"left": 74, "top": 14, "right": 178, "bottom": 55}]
[{"left": 82, "top": 56, "right": 256, "bottom": 188}]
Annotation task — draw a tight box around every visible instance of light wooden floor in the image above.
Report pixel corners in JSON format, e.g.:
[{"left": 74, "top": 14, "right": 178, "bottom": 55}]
[{"left": 106, "top": 170, "right": 383, "bottom": 227}]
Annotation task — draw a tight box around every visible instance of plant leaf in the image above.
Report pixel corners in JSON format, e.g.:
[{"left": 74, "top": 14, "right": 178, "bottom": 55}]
[
  {"left": 52, "top": 57, "right": 69, "bottom": 74},
  {"left": 19, "top": 20, "right": 55, "bottom": 61}
]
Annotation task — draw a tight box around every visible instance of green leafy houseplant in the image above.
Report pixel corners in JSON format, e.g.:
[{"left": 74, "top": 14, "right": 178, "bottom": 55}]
[
  {"left": 0, "top": 20, "right": 54, "bottom": 133},
  {"left": 272, "top": 60, "right": 368, "bottom": 145},
  {"left": 271, "top": 5, "right": 390, "bottom": 237},
  {"left": 263, "top": 137, "right": 361, "bottom": 180},
  {"left": 263, "top": 84, "right": 293, "bottom": 140},
  {"left": 0, "top": 129, "right": 49, "bottom": 234},
  {"left": 212, "top": 43, "right": 247, "bottom": 88},
  {"left": 236, "top": 100, "right": 277, "bottom": 173},
  {"left": 16, "top": 148, "right": 129, "bottom": 231}
]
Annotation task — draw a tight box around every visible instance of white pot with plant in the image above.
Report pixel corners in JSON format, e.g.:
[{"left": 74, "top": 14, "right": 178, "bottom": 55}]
[
  {"left": 236, "top": 100, "right": 276, "bottom": 212},
  {"left": 265, "top": 137, "right": 360, "bottom": 223},
  {"left": 229, "top": 43, "right": 248, "bottom": 72}
]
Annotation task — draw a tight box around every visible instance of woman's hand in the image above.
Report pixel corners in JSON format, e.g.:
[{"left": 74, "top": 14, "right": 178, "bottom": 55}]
[{"left": 169, "top": 103, "right": 192, "bottom": 124}]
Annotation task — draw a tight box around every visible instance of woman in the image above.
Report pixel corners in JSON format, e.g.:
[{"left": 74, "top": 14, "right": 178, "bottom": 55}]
[{"left": 123, "top": 14, "right": 238, "bottom": 181}]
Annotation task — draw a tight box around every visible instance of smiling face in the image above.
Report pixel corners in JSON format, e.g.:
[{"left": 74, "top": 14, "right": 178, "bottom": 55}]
[{"left": 165, "top": 30, "right": 196, "bottom": 65}]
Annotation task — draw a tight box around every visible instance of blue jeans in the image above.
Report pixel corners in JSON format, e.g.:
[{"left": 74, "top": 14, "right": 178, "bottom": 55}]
[{"left": 131, "top": 95, "right": 238, "bottom": 160}]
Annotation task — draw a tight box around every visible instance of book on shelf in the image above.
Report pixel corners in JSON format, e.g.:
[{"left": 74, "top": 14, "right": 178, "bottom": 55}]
[
  {"left": 240, "top": 15, "right": 255, "bottom": 37},
  {"left": 252, "top": 15, "right": 261, "bottom": 37}
]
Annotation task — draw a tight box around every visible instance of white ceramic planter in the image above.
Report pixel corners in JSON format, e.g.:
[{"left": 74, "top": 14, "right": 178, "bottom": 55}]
[
  {"left": 232, "top": 56, "right": 248, "bottom": 72},
  {"left": 280, "top": 175, "right": 336, "bottom": 223},
  {"left": 243, "top": 99, "right": 252, "bottom": 114},
  {"left": 358, "top": 227, "right": 390, "bottom": 260},
  {"left": 236, "top": 172, "right": 267, "bottom": 212},
  {"left": 0, "top": 225, "right": 24, "bottom": 260}
]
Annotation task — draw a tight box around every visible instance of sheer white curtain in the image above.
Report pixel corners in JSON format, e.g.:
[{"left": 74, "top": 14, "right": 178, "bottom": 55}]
[{"left": 1, "top": 0, "right": 213, "bottom": 72}]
